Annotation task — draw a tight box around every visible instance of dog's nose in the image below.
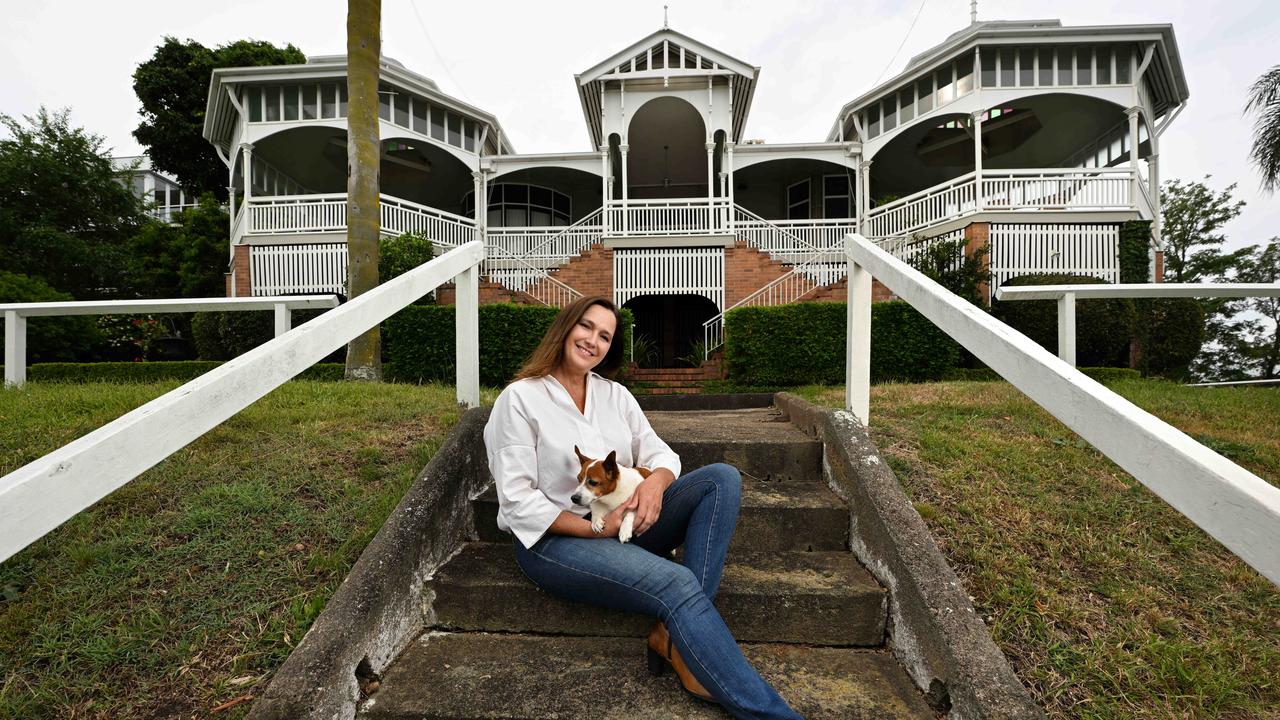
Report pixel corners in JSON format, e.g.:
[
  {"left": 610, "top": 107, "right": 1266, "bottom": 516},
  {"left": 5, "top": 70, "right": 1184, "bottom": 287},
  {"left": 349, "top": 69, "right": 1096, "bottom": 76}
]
[{"left": 570, "top": 494, "right": 582, "bottom": 505}]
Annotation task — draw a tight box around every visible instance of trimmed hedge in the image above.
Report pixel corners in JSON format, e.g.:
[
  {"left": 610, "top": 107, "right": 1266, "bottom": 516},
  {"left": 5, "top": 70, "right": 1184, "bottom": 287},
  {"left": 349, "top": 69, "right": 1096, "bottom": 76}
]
[
  {"left": 21, "top": 361, "right": 345, "bottom": 384},
  {"left": 386, "top": 303, "right": 634, "bottom": 386},
  {"left": 0, "top": 271, "right": 99, "bottom": 362},
  {"left": 1134, "top": 298, "right": 1204, "bottom": 380},
  {"left": 991, "top": 274, "right": 1136, "bottom": 367},
  {"left": 724, "top": 301, "right": 961, "bottom": 386},
  {"left": 192, "top": 308, "right": 333, "bottom": 360},
  {"left": 1119, "top": 220, "right": 1153, "bottom": 284},
  {"left": 942, "top": 366, "right": 1141, "bottom": 384}
]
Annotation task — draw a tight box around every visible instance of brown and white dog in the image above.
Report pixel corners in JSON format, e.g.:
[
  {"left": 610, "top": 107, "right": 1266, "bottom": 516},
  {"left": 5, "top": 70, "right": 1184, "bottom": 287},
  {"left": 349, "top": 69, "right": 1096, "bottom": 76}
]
[{"left": 570, "top": 445, "right": 651, "bottom": 543}]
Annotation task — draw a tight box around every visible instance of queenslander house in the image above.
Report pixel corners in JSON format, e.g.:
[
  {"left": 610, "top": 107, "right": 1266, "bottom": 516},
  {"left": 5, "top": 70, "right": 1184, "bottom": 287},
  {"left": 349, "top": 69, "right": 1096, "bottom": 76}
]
[{"left": 201, "top": 17, "right": 1186, "bottom": 366}]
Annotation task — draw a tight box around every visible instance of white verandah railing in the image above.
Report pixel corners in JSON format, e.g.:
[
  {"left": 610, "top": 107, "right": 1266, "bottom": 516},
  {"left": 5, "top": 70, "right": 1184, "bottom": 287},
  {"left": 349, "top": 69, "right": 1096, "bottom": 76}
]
[
  {"left": 844, "top": 232, "right": 1280, "bottom": 586},
  {"left": 605, "top": 198, "right": 732, "bottom": 237},
  {"left": 245, "top": 193, "right": 475, "bottom": 247},
  {"left": 0, "top": 241, "right": 485, "bottom": 564}
]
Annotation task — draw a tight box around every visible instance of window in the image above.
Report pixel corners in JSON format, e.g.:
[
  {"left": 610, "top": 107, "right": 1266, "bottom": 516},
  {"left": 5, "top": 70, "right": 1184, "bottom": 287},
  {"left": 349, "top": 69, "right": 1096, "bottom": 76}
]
[
  {"left": 1057, "top": 47, "right": 1073, "bottom": 85},
  {"left": 394, "top": 93, "right": 410, "bottom": 126},
  {"left": 265, "top": 86, "right": 280, "bottom": 121},
  {"left": 337, "top": 84, "right": 348, "bottom": 117},
  {"left": 283, "top": 85, "right": 299, "bottom": 121},
  {"left": 823, "top": 175, "right": 851, "bottom": 218},
  {"left": 321, "top": 84, "right": 336, "bottom": 119},
  {"left": 898, "top": 87, "right": 914, "bottom": 123},
  {"left": 1097, "top": 46, "right": 1112, "bottom": 84},
  {"left": 464, "top": 119, "right": 476, "bottom": 152},
  {"left": 1077, "top": 46, "right": 1093, "bottom": 85},
  {"left": 302, "top": 85, "right": 317, "bottom": 120},
  {"left": 448, "top": 113, "right": 462, "bottom": 146},
  {"left": 936, "top": 66, "right": 954, "bottom": 105},
  {"left": 1039, "top": 48, "right": 1055, "bottom": 86},
  {"left": 787, "top": 179, "right": 810, "bottom": 220},
  {"left": 247, "top": 86, "right": 262, "bottom": 122},
  {"left": 956, "top": 56, "right": 973, "bottom": 95},
  {"left": 468, "top": 183, "right": 571, "bottom": 226},
  {"left": 430, "top": 104, "right": 445, "bottom": 140},
  {"left": 980, "top": 50, "right": 996, "bottom": 88},
  {"left": 867, "top": 106, "right": 880, "bottom": 138},
  {"left": 882, "top": 96, "right": 897, "bottom": 132},
  {"left": 1019, "top": 48, "right": 1035, "bottom": 86},
  {"left": 378, "top": 86, "right": 392, "bottom": 121},
  {"left": 412, "top": 98, "right": 428, "bottom": 133},
  {"left": 999, "top": 48, "right": 1015, "bottom": 86},
  {"left": 1116, "top": 46, "right": 1132, "bottom": 83},
  {"left": 916, "top": 76, "right": 933, "bottom": 113}
]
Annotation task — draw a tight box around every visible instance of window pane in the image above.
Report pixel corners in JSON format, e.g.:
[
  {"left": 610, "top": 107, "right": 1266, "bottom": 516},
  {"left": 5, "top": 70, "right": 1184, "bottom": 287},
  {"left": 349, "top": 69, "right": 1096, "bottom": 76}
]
[
  {"left": 302, "top": 85, "right": 317, "bottom": 119},
  {"left": 1077, "top": 46, "right": 1092, "bottom": 85},
  {"left": 824, "top": 175, "right": 848, "bottom": 197},
  {"left": 412, "top": 97, "right": 428, "bottom": 133},
  {"left": 980, "top": 49, "right": 996, "bottom": 87},
  {"left": 248, "top": 87, "right": 262, "bottom": 122},
  {"left": 788, "top": 201, "right": 810, "bottom": 220},
  {"left": 1039, "top": 48, "right": 1054, "bottom": 86},
  {"left": 265, "top": 86, "right": 280, "bottom": 121},
  {"left": 1020, "top": 48, "right": 1035, "bottom": 86},
  {"left": 507, "top": 184, "right": 527, "bottom": 203},
  {"left": 1058, "top": 47, "right": 1073, "bottom": 85},
  {"left": 486, "top": 209, "right": 502, "bottom": 227},
  {"left": 394, "top": 93, "right": 409, "bottom": 126},
  {"left": 378, "top": 86, "right": 391, "bottom": 121},
  {"left": 898, "top": 88, "right": 914, "bottom": 123},
  {"left": 338, "top": 84, "right": 348, "bottom": 117},
  {"left": 788, "top": 181, "right": 808, "bottom": 205},
  {"left": 530, "top": 209, "right": 551, "bottom": 226},
  {"left": 824, "top": 197, "right": 850, "bottom": 218},
  {"left": 916, "top": 76, "right": 933, "bottom": 113},
  {"left": 1116, "top": 46, "right": 1131, "bottom": 83},
  {"left": 956, "top": 56, "right": 973, "bottom": 95},
  {"left": 554, "top": 192, "right": 571, "bottom": 215},
  {"left": 531, "top": 185, "right": 552, "bottom": 208},
  {"left": 1097, "top": 46, "right": 1112, "bottom": 84},
  {"left": 321, "top": 85, "right": 336, "bottom": 118},
  {"left": 448, "top": 113, "right": 462, "bottom": 146},
  {"left": 882, "top": 97, "right": 897, "bottom": 132},
  {"left": 999, "top": 48, "right": 1015, "bottom": 86},
  {"left": 464, "top": 119, "right": 475, "bottom": 151},
  {"left": 867, "top": 106, "right": 880, "bottom": 137},
  {"left": 283, "top": 85, "right": 298, "bottom": 121},
  {"left": 430, "top": 104, "right": 445, "bottom": 140},
  {"left": 936, "top": 67, "right": 954, "bottom": 105},
  {"left": 505, "top": 207, "right": 527, "bottom": 226}
]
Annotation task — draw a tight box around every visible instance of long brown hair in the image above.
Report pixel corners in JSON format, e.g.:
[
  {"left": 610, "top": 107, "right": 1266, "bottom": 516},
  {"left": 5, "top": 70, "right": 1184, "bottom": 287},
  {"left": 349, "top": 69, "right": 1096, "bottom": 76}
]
[{"left": 513, "top": 296, "right": 625, "bottom": 381}]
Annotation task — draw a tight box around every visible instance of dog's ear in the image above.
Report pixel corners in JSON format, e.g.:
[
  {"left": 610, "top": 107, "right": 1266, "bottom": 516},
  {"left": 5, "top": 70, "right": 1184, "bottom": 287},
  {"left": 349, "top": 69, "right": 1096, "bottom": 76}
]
[
  {"left": 603, "top": 450, "right": 618, "bottom": 475},
  {"left": 636, "top": 466, "right": 652, "bottom": 479},
  {"left": 574, "top": 445, "right": 589, "bottom": 466}
]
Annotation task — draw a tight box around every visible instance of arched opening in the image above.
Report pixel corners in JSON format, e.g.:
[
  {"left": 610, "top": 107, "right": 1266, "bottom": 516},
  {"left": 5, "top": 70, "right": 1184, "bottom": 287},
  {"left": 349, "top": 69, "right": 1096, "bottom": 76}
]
[
  {"left": 733, "top": 159, "right": 857, "bottom": 220},
  {"left": 627, "top": 97, "right": 707, "bottom": 199},
  {"left": 380, "top": 136, "right": 473, "bottom": 211},
  {"left": 251, "top": 125, "right": 348, "bottom": 194},
  {"left": 869, "top": 93, "right": 1134, "bottom": 204},
  {"left": 623, "top": 294, "right": 719, "bottom": 367},
  {"left": 465, "top": 167, "right": 603, "bottom": 226}
]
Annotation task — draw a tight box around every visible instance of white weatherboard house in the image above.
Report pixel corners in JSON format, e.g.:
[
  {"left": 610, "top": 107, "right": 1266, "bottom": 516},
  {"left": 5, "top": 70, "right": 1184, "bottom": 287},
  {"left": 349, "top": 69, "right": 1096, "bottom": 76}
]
[{"left": 201, "top": 18, "right": 1186, "bottom": 365}]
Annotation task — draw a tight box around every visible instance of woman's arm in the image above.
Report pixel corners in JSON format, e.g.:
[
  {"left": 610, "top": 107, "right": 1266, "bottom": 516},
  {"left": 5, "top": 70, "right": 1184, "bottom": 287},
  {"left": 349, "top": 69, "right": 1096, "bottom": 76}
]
[{"left": 546, "top": 506, "right": 631, "bottom": 538}]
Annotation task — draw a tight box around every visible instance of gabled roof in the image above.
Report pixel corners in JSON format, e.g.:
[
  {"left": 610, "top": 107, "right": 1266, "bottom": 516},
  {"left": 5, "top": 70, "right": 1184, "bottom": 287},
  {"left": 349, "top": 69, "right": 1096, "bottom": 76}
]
[{"left": 575, "top": 28, "right": 760, "bottom": 148}]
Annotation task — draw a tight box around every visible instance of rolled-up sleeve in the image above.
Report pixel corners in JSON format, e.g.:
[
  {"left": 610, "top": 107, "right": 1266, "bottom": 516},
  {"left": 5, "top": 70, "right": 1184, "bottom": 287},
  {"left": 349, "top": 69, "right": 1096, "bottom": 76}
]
[
  {"left": 484, "top": 390, "right": 563, "bottom": 549},
  {"left": 622, "top": 389, "right": 681, "bottom": 480}
]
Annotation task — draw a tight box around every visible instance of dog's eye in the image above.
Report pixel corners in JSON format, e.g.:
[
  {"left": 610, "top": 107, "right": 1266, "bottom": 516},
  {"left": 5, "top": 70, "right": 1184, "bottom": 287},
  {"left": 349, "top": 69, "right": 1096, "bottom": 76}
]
[{"left": 588, "top": 480, "right": 598, "bottom": 486}]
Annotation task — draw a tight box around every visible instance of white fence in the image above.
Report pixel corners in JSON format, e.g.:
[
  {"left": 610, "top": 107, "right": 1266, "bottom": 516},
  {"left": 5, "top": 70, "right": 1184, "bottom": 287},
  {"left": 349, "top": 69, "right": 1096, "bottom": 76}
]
[
  {"left": 252, "top": 244, "right": 348, "bottom": 296},
  {"left": 844, "top": 232, "right": 1280, "bottom": 586},
  {"left": 864, "top": 173, "right": 977, "bottom": 239},
  {"left": 245, "top": 194, "right": 476, "bottom": 248},
  {"left": 614, "top": 247, "right": 725, "bottom": 310},
  {"left": 990, "top": 224, "right": 1120, "bottom": 294},
  {"left": 606, "top": 198, "right": 731, "bottom": 237},
  {"left": 0, "top": 242, "right": 484, "bottom": 564}
]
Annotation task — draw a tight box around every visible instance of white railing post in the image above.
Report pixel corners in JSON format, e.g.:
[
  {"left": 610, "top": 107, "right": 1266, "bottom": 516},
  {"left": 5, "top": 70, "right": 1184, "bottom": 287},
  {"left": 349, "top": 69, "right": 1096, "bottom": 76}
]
[
  {"left": 846, "top": 240, "right": 872, "bottom": 424},
  {"left": 455, "top": 263, "right": 480, "bottom": 408},
  {"left": 4, "top": 310, "right": 26, "bottom": 388},
  {"left": 1057, "top": 292, "right": 1076, "bottom": 365},
  {"left": 273, "top": 302, "right": 291, "bottom": 337}
]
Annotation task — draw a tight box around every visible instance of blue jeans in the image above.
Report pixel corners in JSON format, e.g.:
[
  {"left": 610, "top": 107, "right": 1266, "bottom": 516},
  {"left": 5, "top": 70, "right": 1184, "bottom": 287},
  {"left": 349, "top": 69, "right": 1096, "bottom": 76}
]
[{"left": 512, "top": 463, "right": 804, "bottom": 720}]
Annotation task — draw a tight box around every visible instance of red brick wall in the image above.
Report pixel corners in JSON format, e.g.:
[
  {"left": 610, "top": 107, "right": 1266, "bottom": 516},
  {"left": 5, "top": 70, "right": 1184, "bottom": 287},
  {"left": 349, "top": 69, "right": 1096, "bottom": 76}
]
[
  {"left": 1154, "top": 251, "right": 1165, "bottom": 282},
  {"left": 803, "top": 277, "right": 895, "bottom": 303},
  {"left": 724, "top": 241, "right": 805, "bottom": 307},
  {"left": 437, "top": 280, "right": 538, "bottom": 306},
  {"left": 964, "top": 222, "right": 991, "bottom": 304},
  {"left": 527, "top": 243, "right": 614, "bottom": 301},
  {"left": 232, "top": 245, "right": 251, "bottom": 297}
]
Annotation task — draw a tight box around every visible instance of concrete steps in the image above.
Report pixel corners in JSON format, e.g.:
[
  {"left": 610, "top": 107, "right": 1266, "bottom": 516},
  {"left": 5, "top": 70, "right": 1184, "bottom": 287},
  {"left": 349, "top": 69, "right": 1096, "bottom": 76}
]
[{"left": 360, "top": 634, "right": 936, "bottom": 720}]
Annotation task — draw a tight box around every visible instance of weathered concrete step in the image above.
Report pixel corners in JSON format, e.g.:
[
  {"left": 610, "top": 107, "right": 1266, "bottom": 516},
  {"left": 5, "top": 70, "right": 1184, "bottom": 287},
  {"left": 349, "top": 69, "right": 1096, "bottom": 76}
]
[
  {"left": 648, "top": 408, "right": 823, "bottom": 481},
  {"left": 472, "top": 479, "right": 850, "bottom": 552},
  {"left": 360, "top": 632, "right": 936, "bottom": 719},
  {"left": 428, "top": 543, "right": 886, "bottom": 646}
]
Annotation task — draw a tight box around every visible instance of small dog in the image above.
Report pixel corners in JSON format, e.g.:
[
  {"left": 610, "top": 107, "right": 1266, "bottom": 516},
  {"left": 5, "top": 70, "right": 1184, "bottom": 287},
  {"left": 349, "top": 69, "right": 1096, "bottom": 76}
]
[{"left": 570, "top": 445, "right": 651, "bottom": 543}]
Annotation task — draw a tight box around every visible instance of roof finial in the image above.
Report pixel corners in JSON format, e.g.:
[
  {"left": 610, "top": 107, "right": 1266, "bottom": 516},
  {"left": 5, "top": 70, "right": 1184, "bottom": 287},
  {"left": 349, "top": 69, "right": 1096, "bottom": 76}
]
[
  {"left": 663, "top": 5, "right": 669, "bottom": 29},
  {"left": 970, "top": 0, "right": 978, "bottom": 24}
]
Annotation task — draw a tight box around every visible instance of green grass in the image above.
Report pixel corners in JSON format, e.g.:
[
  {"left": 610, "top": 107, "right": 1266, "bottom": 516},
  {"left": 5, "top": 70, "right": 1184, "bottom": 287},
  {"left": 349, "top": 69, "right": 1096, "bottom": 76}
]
[
  {"left": 0, "top": 380, "right": 498, "bottom": 719},
  {"left": 795, "top": 380, "right": 1280, "bottom": 720}
]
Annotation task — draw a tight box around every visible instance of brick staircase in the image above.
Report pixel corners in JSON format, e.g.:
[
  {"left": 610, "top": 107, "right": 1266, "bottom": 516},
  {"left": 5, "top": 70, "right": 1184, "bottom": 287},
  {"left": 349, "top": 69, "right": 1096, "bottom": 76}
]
[
  {"left": 628, "top": 361, "right": 724, "bottom": 395},
  {"left": 358, "top": 406, "right": 936, "bottom": 718}
]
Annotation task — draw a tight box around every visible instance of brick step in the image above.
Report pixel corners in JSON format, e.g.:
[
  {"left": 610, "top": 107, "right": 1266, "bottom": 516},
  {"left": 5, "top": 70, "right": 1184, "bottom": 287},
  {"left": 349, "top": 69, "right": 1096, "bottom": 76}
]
[
  {"left": 359, "top": 633, "right": 935, "bottom": 719},
  {"left": 473, "top": 478, "right": 849, "bottom": 552},
  {"left": 427, "top": 543, "right": 886, "bottom": 646},
  {"left": 641, "top": 386, "right": 703, "bottom": 395}
]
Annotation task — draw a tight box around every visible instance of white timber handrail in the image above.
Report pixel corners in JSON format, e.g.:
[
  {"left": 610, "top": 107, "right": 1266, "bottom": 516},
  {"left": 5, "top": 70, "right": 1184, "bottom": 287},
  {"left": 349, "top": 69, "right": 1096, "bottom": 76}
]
[
  {"left": 2, "top": 296, "right": 340, "bottom": 388},
  {"left": 844, "top": 233, "right": 1280, "bottom": 586},
  {"left": 0, "top": 241, "right": 484, "bottom": 564},
  {"left": 996, "top": 283, "right": 1280, "bottom": 365}
]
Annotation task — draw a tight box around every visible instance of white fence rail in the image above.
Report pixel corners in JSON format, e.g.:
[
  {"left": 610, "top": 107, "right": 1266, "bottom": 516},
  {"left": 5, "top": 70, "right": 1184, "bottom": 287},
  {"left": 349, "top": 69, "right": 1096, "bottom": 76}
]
[
  {"left": 864, "top": 173, "right": 977, "bottom": 238},
  {"left": 252, "top": 244, "right": 348, "bottom": 296},
  {"left": 990, "top": 224, "right": 1120, "bottom": 297},
  {"left": 614, "top": 247, "right": 725, "bottom": 310},
  {"left": 844, "top": 232, "right": 1280, "bottom": 586},
  {"left": 606, "top": 198, "right": 731, "bottom": 237},
  {"left": 2, "top": 296, "right": 339, "bottom": 388},
  {"left": 244, "top": 194, "right": 475, "bottom": 247},
  {"left": 996, "top": 283, "right": 1280, "bottom": 366},
  {"left": 0, "top": 242, "right": 484, "bottom": 564}
]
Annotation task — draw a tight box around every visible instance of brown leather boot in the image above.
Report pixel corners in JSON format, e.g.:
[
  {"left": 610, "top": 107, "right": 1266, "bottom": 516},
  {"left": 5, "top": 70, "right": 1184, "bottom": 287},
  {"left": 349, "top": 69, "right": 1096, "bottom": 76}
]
[{"left": 646, "top": 620, "right": 716, "bottom": 703}]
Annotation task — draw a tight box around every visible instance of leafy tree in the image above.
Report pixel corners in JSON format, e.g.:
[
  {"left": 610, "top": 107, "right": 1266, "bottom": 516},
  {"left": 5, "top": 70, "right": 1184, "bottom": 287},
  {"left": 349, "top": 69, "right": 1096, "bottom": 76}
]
[
  {"left": 1161, "top": 177, "right": 1249, "bottom": 284},
  {"left": 0, "top": 108, "right": 146, "bottom": 298},
  {"left": 132, "top": 37, "right": 305, "bottom": 198},
  {"left": 1192, "top": 240, "right": 1280, "bottom": 380},
  {"left": 0, "top": 271, "right": 99, "bottom": 362},
  {"left": 126, "top": 193, "right": 229, "bottom": 298},
  {"left": 1245, "top": 65, "right": 1280, "bottom": 193},
  {"left": 903, "top": 235, "right": 988, "bottom": 305}
]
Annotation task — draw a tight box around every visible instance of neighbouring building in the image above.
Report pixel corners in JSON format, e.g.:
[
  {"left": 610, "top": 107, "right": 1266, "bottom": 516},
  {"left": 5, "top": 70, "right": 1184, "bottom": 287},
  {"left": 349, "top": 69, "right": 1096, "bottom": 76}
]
[
  {"left": 200, "top": 17, "right": 1187, "bottom": 365},
  {"left": 112, "top": 155, "right": 197, "bottom": 223}
]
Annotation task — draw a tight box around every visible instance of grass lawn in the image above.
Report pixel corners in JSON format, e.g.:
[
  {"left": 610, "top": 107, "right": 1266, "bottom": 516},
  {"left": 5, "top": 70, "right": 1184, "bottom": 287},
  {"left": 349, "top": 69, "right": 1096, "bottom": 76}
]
[
  {"left": 796, "top": 380, "right": 1280, "bottom": 720},
  {"left": 0, "top": 380, "right": 497, "bottom": 720}
]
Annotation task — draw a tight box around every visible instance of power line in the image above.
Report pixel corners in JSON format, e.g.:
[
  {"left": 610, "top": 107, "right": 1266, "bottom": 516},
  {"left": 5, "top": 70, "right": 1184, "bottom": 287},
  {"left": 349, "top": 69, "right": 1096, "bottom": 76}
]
[
  {"left": 873, "top": 0, "right": 930, "bottom": 87},
  {"left": 407, "top": 0, "right": 473, "bottom": 104}
]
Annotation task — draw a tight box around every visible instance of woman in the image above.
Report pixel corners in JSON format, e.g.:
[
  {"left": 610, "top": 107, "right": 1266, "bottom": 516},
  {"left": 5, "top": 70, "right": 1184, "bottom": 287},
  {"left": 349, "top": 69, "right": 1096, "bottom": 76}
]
[{"left": 483, "top": 296, "right": 803, "bottom": 720}]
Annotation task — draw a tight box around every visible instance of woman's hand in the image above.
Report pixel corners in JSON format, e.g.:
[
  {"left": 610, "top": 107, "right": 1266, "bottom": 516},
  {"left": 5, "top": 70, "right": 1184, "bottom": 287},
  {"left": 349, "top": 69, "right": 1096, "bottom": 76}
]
[{"left": 620, "top": 468, "right": 674, "bottom": 536}]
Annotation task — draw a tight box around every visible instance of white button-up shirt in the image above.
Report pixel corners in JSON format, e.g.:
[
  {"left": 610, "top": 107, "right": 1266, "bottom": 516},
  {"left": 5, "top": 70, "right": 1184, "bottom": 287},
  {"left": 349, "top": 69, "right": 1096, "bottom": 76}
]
[{"left": 483, "top": 372, "right": 682, "bottom": 549}]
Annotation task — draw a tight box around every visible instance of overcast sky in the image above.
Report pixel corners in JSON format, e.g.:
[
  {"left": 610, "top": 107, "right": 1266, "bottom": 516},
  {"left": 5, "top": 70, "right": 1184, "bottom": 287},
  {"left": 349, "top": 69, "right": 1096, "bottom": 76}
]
[{"left": 2, "top": 0, "right": 1276, "bottom": 252}]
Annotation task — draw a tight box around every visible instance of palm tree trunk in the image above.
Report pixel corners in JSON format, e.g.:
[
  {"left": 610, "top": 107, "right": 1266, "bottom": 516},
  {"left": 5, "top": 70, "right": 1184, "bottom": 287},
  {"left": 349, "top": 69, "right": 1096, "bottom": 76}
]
[{"left": 344, "top": 0, "right": 382, "bottom": 380}]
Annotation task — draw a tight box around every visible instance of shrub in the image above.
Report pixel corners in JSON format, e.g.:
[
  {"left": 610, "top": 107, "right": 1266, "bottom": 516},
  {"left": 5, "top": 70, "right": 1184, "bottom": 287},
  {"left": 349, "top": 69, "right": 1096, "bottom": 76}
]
[
  {"left": 191, "top": 308, "right": 335, "bottom": 360},
  {"left": 724, "top": 301, "right": 961, "bottom": 386},
  {"left": 27, "top": 361, "right": 344, "bottom": 384},
  {"left": 0, "top": 271, "right": 99, "bottom": 362},
  {"left": 1134, "top": 298, "right": 1204, "bottom": 380},
  {"left": 1118, "top": 221, "right": 1153, "bottom": 284},
  {"left": 380, "top": 232, "right": 435, "bottom": 301},
  {"left": 991, "top": 274, "right": 1136, "bottom": 367},
  {"left": 386, "top": 303, "right": 634, "bottom": 386}
]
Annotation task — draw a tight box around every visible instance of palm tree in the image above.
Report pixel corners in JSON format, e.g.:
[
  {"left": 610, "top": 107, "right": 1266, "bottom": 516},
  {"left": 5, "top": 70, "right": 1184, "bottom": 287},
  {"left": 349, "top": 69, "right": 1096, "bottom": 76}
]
[
  {"left": 344, "top": 0, "right": 382, "bottom": 380},
  {"left": 1246, "top": 65, "right": 1280, "bottom": 193}
]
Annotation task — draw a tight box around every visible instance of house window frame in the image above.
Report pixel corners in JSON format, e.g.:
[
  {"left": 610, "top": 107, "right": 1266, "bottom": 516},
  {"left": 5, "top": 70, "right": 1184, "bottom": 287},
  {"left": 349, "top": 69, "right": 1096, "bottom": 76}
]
[{"left": 786, "top": 178, "right": 811, "bottom": 220}]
